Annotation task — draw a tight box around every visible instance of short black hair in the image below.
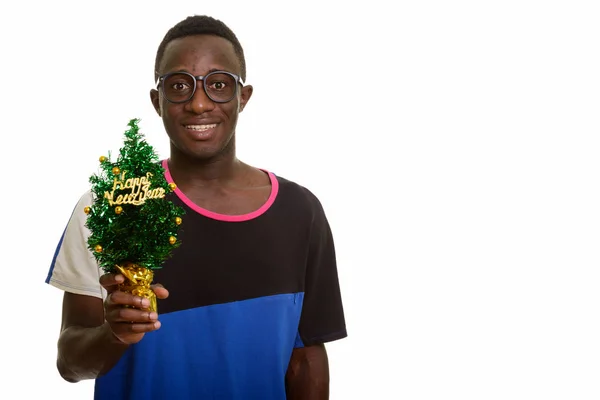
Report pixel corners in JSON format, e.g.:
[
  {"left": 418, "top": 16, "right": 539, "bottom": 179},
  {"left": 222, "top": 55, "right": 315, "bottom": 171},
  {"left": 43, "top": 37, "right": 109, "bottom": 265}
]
[{"left": 154, "top": 15, "right": 246, "bottom": 82}]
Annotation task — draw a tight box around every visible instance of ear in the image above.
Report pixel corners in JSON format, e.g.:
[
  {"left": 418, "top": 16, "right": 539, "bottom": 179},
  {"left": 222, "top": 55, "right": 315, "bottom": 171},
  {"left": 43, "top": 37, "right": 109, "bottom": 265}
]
[
  {"left": 239, "top": 85, "right": 253, "bottom": 112},
  {"left": 150, "top": 89, "right": 161, "bottom": 116}
]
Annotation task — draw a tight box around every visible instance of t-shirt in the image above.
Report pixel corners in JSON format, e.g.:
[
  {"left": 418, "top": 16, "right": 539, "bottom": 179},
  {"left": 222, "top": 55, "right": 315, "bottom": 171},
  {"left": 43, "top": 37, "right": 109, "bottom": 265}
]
[{"left": 46, "top": 161, "right": 347, "bottom": 399}]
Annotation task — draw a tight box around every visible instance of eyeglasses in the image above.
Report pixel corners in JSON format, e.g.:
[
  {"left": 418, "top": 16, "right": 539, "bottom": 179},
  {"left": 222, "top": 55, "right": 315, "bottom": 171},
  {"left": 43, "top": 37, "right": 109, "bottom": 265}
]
[{"left": 155, "top": 70, "right": 244, "bottom": 104}]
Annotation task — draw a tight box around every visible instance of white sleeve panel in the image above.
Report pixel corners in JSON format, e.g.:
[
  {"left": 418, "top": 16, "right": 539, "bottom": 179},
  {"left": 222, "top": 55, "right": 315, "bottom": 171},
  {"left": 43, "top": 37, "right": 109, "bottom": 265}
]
[{"left": 47, "top": 191, "right": 107, "bottom": 300}]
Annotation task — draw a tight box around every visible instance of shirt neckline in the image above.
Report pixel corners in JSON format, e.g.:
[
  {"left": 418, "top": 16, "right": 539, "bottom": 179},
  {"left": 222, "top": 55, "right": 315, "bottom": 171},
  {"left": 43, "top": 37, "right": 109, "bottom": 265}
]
[{"left": 161, "top": 159, "right": 279, "bottom": 222}]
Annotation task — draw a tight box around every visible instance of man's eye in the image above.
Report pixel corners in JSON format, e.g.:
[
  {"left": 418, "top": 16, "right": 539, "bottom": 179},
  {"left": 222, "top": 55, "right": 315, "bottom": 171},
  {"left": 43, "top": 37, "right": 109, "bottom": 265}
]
[
  {"left": 210, "top": 81, "right": 226, "bottom": 90},
  {"left": 172, "top": 82, "right": 190, "bottom": 91}
]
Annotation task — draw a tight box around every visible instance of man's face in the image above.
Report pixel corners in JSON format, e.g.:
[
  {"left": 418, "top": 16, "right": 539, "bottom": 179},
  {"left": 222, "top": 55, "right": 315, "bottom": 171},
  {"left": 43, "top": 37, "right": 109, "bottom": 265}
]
[{"left": 150, "top": 35, "right": 253, "bottom": 161}]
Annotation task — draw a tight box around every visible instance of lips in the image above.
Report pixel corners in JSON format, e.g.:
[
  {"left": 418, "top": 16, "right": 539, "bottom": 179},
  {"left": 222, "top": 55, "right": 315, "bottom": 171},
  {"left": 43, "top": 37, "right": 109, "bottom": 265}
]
[
  {"left": 183, "top": 123, "right": 218, "bottom": 141},
  {"left": 185, "top": 124, "right": 217, "bottom": 131}
]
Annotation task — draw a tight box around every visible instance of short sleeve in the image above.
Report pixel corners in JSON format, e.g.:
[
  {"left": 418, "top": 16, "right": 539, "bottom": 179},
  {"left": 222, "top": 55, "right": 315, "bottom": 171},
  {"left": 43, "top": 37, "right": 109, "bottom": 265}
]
[
  {"left": 296, "top": 195, "right": 347, "bottom": 347},
  {"left": 45, "top": 191, "right": 105, "bottom": 299}
]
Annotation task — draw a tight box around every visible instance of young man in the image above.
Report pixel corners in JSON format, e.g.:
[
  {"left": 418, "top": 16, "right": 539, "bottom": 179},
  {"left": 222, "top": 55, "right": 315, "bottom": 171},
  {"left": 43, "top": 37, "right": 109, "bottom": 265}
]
[{"left": 46, "top": 15, "right": 346, "bottom": 399}]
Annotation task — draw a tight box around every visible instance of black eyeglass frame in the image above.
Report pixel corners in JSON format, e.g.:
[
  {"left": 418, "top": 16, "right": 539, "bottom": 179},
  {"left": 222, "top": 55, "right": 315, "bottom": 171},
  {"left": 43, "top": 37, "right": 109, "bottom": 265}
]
[{"left": 155, "top": 70, "right": 245, "bottom": 104}]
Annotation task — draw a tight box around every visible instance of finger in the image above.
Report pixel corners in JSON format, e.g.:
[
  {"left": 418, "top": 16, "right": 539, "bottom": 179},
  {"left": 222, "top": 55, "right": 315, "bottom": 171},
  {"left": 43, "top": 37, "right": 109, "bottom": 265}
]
[
  {"left": 113, "top": 320, "right": 162, "bottom": 334},
  {"left": 107, "top": 290, "right": 152, "bottom": 309},
  {"left": 109, "top": 307, "right": 159, "bottom": 323},
  {"left": 99, "top": 273, "right": 125, "bottom": 292}
]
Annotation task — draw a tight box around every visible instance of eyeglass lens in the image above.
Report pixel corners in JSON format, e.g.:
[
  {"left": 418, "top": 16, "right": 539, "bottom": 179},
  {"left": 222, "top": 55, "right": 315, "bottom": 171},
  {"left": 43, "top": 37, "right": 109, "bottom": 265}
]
[{"left": 162, "top": 72, "right": 237, "bottom": 103}]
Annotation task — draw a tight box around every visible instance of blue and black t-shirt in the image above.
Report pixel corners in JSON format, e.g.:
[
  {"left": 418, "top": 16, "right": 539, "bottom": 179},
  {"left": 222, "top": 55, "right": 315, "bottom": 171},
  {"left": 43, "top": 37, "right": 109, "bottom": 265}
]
[{"left": 46, "top": 160, "right": 347, "bottom": 399}]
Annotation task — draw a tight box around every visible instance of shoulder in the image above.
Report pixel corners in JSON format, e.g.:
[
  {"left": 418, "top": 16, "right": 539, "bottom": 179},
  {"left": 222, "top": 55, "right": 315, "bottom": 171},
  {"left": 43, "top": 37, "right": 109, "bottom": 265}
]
[
  {"left": 75, "top": 190, "right": 96, "bottom": 219},
  {"left": 62, "top": 190, "right": 95, "bottom": 226},
  {"left": 269, "top": 172, "right": 326, "bottom": 218},
  {"left": 76, "top": 189, "right": 95, "bottom": 207}
]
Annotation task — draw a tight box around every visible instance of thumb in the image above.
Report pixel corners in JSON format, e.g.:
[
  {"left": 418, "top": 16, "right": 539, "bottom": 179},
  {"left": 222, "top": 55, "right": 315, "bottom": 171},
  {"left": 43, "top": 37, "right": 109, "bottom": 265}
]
[
  {"left": 99, "top": 273, "right": 125, "bottom": 294},
  {"left": 151, "top": 283, "right": 169, "bottom": 299}
]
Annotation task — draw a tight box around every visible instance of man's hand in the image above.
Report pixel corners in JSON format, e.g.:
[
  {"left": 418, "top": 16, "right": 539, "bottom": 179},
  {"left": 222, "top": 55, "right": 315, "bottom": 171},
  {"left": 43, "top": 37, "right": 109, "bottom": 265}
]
[
  {"left": 286, "top": 344, "right": 330, "bottom": 399},
  {"left": 100, "top": 273, "right": 170, "bottom": 345}
]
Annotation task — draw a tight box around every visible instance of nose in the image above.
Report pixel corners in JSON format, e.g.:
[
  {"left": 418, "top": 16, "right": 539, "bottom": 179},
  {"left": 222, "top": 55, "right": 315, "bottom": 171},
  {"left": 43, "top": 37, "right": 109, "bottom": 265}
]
[{"left": 186, "top": 80, "right": 215, "bottom": 114}]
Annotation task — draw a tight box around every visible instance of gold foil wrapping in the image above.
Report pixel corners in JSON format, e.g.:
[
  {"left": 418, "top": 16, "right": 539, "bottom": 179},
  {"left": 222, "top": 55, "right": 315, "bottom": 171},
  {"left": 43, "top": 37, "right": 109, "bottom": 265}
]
[{"left": 115, "top": 262, "right": 157, "bottom": 312}]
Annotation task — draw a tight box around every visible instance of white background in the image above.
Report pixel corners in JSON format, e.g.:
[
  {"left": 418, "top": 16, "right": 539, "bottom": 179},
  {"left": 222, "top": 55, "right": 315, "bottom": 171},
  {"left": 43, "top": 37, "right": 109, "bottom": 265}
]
[{"left": 1, "top": 0, "right": 599, "bottom": 399}]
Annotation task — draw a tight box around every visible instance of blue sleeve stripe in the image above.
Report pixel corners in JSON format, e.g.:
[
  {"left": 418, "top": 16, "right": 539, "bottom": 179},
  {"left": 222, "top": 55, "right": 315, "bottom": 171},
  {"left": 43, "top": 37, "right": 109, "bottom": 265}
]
[
  {"left": 46, "top": 202, "right": 80, "bottom": 284},
  {"left": 45, "top": 225, "right": 67, "bottom": 284}
]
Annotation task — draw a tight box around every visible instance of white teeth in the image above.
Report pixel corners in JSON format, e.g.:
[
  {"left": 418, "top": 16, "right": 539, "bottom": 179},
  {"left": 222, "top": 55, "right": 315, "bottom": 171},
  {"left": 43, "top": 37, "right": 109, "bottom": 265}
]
[{"left": 186, "top": 124, "right": 217, "bottom": 131}]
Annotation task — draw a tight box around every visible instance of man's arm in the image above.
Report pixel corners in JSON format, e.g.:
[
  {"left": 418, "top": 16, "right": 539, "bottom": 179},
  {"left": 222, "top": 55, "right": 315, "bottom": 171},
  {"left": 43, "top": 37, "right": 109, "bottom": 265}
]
[
  {"left": 57, "top": 273, "right": 166, "bottom": 383},
  {"left": 285, "top": 344, "right": 330, "bottom": 400},
  {"left": 57, "top": 292, "right": 129, "bottom": 382}
]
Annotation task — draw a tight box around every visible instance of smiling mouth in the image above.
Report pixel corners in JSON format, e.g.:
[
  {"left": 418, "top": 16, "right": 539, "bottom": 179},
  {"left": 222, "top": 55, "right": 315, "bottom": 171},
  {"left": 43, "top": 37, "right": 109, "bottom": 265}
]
[{"left": 185, "top": 124, "right": 217, "bottom": 131}]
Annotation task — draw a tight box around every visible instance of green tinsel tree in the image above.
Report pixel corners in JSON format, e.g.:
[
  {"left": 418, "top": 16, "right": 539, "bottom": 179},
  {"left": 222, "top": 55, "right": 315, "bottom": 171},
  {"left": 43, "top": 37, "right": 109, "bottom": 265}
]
[{"left": 85, "top": 118, "right": 185, "bottom": 274}]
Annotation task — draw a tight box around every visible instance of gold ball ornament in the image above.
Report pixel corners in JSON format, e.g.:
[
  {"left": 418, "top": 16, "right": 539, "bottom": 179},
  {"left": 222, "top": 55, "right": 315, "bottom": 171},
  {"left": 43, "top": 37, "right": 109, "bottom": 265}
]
[
  {"left": 94, "top": 245, "right": 103, "bottom": 253},
  {"left": 112, "top": 166, "right": 120, "bottom": 175},
  {"left": 115, "top": 206, "right": 123, "bottom": 215},
  {"left": 169, "top": 183, "right": 177, "bottom": 191},
  {"left": 175, "top": 217, "right": 182, "bottom": 225},
  {"left": 84, "top": 206, "right": 91, "bottom": 214},
  {"left": 169, "top": 236, "right": 177, "bottom": 245},
  {"left": 99, "top": 156, "right": 107, "bottom": 163}
]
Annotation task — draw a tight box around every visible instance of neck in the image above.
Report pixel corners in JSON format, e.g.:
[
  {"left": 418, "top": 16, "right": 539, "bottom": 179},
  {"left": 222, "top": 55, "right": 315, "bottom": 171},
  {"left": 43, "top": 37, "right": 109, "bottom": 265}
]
[{"left": 168, "top": 142, "right": 242, "bottom": 186}]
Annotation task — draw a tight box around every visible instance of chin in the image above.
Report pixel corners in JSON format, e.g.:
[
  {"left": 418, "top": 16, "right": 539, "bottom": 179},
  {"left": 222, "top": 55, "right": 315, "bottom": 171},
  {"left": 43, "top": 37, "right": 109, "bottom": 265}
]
[
  {"left": 187, "top": 144, "right": 228, "bottom": 161},
  {"left": 171, "top": 132, "right": 234, "bottom": 161}
]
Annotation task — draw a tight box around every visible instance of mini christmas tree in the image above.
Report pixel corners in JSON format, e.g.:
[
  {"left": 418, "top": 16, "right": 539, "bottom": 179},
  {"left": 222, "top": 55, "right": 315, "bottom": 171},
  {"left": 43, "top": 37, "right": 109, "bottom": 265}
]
[{"left": 83, "top": 118, "right": 184, "bottom": 311}]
